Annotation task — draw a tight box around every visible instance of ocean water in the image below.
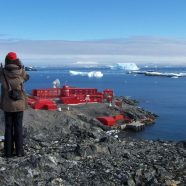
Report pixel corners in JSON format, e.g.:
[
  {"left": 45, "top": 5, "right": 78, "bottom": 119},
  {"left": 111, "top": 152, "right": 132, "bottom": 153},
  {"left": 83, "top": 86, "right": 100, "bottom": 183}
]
[{"left": 25, "top": 66, "right": 186, "bottom": 141}]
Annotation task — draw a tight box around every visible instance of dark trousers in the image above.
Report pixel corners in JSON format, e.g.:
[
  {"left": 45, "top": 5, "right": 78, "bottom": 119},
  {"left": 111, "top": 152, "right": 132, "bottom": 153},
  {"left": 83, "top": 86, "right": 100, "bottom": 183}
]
[{"left": 4, "top": 111, "right": 24, "bottom": 156}]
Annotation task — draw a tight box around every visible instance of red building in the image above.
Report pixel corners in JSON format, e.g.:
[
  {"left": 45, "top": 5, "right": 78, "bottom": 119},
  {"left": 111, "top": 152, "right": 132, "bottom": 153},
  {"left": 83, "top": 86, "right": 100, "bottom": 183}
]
[{"left": 31, "top": 85, "right": 114, "bottom": 105}]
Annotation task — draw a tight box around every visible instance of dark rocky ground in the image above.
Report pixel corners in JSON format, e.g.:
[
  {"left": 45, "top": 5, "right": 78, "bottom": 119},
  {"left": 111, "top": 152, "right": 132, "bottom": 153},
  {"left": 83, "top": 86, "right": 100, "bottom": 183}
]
[{"left": 0, "top": 97, "right": 185, "bottom": 186}]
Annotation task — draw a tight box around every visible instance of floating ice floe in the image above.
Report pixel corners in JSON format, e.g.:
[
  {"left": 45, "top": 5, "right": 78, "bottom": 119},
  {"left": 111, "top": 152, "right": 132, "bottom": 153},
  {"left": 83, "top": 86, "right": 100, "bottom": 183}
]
[
  {"left": 69, "top": 70, "right": 103, "bottom": 78},
  {"left": 69, "top": 70, "right": 87, "bottom": 76}
]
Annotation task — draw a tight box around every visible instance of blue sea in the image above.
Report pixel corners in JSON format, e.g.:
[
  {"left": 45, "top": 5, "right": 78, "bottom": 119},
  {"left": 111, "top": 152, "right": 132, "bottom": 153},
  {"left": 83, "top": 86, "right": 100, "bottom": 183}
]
[{"left": 25, "top": 66, "right": 186, "bottom": 141}]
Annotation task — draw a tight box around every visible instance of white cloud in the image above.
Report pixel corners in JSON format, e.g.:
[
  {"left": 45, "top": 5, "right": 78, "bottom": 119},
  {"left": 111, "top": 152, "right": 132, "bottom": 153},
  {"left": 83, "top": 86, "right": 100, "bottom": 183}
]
[{"left": 1, "top": 36, "right": 186, "bottom": 66}]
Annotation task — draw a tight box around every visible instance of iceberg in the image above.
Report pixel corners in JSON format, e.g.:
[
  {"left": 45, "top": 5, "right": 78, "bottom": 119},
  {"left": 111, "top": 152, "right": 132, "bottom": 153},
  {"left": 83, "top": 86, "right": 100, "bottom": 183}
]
[
  {"left": 69, "top": 70, "right": 103, "bottom": 78},
  {"left": 115, "top": 63, "right": 139, "bottom": 71},
  {"left": 88, "top": 71, "right": 103, "bottom": 78}
]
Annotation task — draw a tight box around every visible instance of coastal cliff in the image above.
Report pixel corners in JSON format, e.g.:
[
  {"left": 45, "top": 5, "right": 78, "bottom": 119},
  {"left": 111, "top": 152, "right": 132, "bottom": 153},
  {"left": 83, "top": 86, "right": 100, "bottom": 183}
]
[{"left": 0, "top": 97, "right": 185, "bottom": 185}]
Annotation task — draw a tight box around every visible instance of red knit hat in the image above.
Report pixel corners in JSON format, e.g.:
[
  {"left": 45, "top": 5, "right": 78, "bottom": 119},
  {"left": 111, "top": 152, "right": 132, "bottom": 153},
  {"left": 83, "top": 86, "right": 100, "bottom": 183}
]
[{"left": 6, "top": 52, "right": 17, "bottom": 61}]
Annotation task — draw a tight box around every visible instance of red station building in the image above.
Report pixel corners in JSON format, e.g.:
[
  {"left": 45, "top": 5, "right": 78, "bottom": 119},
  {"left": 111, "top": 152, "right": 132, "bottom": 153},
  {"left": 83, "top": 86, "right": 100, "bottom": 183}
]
[{"left": 28, "top": 85, "right": 114, "bottom": 110}]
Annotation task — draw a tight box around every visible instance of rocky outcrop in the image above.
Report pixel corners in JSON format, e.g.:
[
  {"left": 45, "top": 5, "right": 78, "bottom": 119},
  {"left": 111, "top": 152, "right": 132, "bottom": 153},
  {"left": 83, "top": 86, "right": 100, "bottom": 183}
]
[{"left": 0, "top": 98, "right": 185, "bottom": 185}]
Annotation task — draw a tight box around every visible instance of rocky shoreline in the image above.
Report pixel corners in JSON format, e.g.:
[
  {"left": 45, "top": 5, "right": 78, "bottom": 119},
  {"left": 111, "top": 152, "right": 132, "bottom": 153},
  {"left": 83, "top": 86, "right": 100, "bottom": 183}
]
[{"left": 0, "top": 97, "right": 185, "bottom": 185}]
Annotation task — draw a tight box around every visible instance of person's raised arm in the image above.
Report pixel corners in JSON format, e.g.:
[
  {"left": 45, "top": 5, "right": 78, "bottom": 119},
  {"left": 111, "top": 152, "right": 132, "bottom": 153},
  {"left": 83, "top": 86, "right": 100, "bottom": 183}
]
[{"left": 22, "top": 69, "right": 29, "bottom": 82}]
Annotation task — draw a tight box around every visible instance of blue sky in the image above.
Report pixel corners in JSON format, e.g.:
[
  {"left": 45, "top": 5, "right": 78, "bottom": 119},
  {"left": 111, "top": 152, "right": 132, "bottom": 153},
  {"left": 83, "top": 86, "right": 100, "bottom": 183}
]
[
  {"left": 0, "top": 0, "right": 186, "bottom": 65},
  {"left": 0, "top": 0, "right": 186, "bottom": 40}
]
